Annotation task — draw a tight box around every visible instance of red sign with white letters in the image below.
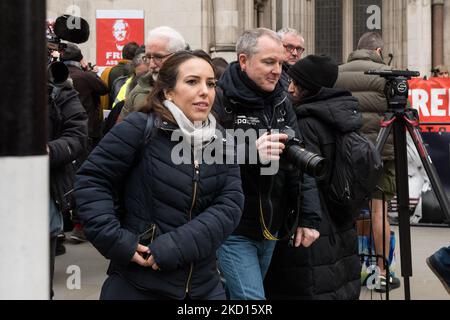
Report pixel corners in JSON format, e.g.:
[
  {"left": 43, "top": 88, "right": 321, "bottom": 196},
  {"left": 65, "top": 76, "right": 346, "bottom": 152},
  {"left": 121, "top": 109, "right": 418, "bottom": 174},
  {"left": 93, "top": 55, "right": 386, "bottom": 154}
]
[
  {"left": 408, "top": 78, "right": 450, "bottom": 132},
  {"left": 96, "top": 10, "right": 144, "bottom": 68}
]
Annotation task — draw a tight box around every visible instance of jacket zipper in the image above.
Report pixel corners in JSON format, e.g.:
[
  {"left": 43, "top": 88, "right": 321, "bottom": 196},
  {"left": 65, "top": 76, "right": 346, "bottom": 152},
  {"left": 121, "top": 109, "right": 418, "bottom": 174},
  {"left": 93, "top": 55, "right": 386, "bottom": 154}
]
[
  {"left": 263, "top": 96, "right": 287, "bottom": 130},
  {"left": 184, "top": 160, "right": 200, "bottom": 297},
  {"left": 260, "top": 96, "right": 287, "bottom": 239}
]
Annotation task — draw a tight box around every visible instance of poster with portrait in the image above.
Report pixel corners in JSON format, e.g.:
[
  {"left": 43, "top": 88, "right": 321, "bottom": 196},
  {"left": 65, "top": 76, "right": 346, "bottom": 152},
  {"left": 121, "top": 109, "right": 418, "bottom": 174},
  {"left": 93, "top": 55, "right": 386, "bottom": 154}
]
[{"left": 96, "top": 10, "right": 144, "bottom": 68}]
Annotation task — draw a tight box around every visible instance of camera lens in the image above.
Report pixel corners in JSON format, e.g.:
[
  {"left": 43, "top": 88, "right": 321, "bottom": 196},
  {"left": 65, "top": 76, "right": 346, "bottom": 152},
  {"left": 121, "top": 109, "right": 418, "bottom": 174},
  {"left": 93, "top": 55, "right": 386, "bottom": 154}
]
[
  {"left": 278, "top": 126, "right": 327, "bottom": 179},
  {"left": 285, "top": 145, "right": 327, "bottom": 179}
]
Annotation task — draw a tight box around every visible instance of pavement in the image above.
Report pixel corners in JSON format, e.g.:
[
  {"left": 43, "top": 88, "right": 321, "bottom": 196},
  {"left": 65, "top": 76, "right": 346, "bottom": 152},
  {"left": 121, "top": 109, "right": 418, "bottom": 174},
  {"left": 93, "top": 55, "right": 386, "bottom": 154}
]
[{"left": 53, "top": 226, "right": 450, "bottom": 300}]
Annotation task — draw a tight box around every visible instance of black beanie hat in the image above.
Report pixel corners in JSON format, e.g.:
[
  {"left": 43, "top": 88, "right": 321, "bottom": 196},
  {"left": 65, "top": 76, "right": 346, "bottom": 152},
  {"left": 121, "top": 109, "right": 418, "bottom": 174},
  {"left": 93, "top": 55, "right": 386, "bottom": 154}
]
[
  {"left": 287, "top": 55, "right": 339, "bottom": 92},
  {"left": 61, "top": 43, "right": 83, "bottom": 62}
]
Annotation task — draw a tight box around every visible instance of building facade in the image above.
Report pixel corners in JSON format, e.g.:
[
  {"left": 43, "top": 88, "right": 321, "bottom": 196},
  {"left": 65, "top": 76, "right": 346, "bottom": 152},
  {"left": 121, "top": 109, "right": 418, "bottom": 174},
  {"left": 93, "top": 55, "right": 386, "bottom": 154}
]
[{"left": 48, "top": 0, "right": 450, "bottom": 77}]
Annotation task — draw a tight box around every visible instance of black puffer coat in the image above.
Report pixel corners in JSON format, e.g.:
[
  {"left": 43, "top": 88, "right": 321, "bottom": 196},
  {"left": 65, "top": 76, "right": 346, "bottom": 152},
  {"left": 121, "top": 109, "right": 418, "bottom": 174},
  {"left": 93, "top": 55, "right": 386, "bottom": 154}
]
[
  {"left": 48, "top": 81, "right": 88, "bottom": 215},
  {"left": 265, "top": 88, "right": 361, "bottom": 300},
  {"left": 74, "top": 112, "right": 244, "bottom": 300}
]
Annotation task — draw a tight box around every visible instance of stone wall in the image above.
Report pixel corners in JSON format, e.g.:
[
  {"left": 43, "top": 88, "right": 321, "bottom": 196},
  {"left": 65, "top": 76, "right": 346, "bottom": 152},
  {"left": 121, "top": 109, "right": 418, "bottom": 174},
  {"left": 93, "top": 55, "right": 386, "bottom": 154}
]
[
  {"left": 47, "top": 0, "right": 204, "bottom": 64},
  {"left": 47, "top": 0, "right": 441, "bottom": 73}
]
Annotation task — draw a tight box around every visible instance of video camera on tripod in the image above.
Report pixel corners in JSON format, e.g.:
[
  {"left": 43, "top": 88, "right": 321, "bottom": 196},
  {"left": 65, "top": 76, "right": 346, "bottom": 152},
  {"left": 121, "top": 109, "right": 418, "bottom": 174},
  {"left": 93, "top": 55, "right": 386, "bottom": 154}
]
[
  {"left": 365, "top": 70, "right": 420, "bottom": 111},
  {"left": 364, "top": 69, "right": 450, "bottom": 300}
]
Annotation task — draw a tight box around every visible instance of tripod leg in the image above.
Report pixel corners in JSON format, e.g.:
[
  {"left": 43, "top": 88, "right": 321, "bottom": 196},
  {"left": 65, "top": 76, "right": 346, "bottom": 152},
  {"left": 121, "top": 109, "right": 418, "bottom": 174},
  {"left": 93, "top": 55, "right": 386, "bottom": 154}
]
[
  {"left": 375, "top": 113, "right": 395, "bottom": 155},
  {"left": 393, "top": 119, "right": 412, "bottom": 300},
  {"left": 406, "top": 123, "right": 450, "bottom": 223}
]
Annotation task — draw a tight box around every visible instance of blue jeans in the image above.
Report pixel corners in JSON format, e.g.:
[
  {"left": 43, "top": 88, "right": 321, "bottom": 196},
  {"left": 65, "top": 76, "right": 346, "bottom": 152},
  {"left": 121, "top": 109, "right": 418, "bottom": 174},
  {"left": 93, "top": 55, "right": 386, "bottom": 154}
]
[{"left": 217, "top": 235, "right": 277, "bottom": 300}]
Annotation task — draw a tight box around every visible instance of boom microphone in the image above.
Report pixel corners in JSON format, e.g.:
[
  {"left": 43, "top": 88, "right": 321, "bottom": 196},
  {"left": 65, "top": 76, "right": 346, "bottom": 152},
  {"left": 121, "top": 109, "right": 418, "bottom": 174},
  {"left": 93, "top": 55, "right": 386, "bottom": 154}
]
[{"left": 54, "top": 15, "right": 90, "bottom": 44}]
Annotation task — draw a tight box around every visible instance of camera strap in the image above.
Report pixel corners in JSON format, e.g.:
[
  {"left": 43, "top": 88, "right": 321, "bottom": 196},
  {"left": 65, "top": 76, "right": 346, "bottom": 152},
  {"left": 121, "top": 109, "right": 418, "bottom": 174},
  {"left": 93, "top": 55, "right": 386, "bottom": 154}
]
[{"left": 259, "top": 200, "right": 299, "bottom": 241}]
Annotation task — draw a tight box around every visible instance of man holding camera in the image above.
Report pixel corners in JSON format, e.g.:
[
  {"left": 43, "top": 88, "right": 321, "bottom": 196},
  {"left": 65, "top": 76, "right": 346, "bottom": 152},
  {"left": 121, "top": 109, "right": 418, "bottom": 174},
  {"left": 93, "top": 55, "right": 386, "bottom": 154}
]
[{"left": 213, "top": 28, "right": 322, "bottom": 300}]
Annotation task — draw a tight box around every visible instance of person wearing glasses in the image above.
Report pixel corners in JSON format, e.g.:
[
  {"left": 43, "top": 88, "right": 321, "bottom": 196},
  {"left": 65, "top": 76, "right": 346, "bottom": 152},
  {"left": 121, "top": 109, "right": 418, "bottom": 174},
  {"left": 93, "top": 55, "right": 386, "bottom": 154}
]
[
  {"left": 277, "top": 28, "right": 305, "bottom": 90},
  {"left": 118, "top": 26, "right": 186, "bottom": 122}
]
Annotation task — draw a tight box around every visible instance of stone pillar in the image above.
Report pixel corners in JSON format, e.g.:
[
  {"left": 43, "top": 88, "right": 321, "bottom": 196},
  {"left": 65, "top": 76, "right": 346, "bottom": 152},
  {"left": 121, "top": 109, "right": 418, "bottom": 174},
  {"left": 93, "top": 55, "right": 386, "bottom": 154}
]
[
  {"left": 342, "top": 0, "right": 354, "bottom": 63},
  {"left": 432, "top": 0, "right": 444, "bottom": 67},
  {"left": 201, "top": 0, "right": 213, "bottom": 52},
  {"left": 210, "top": 0, "right": 240, "bottom": 60},
  {"left": 407, "top": 0, "right": 432, "bottom": 77},
  {"left": 382, "top": 0, "right": 408, "bottom": 69},
  {"left": 239, "top": 0, "right": 256, "bottom": 31},
  {"left": 0, "top": 0, "right": 49, "bottom": 300},
  {"left": 443, "top": 0, "right": 450, "bottom": 67},
  {"left": 282, "top": 0, "right": 315, "bottom": 55},
  {"left": 255, "top": 0, "right": 271, "bottom": 28}
]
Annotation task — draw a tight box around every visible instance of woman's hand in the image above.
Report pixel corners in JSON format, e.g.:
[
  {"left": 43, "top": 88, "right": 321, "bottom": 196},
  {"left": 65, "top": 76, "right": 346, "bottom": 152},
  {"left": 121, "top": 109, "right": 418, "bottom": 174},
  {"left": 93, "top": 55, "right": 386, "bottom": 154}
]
[
  {"left": 294, "top": 227, "right": 320, "bottom": 248},
  {"left": 256, "top": 132, "right": 288, "bottom": 164},
  {"left": 131, "top": 244, "right": 160, "bottom": 270}
]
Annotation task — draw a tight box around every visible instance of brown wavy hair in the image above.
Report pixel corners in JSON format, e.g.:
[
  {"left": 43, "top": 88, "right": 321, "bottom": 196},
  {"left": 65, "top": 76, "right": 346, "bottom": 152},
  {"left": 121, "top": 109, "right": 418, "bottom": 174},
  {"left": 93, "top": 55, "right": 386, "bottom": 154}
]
[{"left": 138, "top": 50, "right": 214, "bottom": 124}]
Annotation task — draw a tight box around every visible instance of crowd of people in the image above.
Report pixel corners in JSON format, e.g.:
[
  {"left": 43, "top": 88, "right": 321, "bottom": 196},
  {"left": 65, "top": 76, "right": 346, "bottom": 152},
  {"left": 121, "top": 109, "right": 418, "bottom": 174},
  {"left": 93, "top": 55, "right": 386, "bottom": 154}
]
[{"left": 47, "top": 24, "right": 450, "bottom": 300}]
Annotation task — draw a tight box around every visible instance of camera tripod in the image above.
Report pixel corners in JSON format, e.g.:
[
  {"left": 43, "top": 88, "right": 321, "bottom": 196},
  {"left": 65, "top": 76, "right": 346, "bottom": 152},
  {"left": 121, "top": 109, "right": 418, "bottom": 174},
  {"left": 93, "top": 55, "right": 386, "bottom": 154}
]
[{"left": 366, "top": 70, "right": 450, "bottom": 300}]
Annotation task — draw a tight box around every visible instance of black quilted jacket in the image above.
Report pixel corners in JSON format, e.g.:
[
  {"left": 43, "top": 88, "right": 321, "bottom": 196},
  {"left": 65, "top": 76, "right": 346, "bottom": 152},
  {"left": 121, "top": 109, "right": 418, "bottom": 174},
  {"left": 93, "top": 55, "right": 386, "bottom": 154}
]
[{"left": 75, "top": 112, "right": 244, "bottom": 299}]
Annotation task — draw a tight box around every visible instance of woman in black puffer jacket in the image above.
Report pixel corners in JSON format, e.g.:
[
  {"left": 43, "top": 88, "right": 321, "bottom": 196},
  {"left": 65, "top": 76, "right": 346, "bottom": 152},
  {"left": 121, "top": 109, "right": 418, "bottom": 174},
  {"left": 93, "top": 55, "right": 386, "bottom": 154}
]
[
  {"left": 265, "top": 55, "right": 361, "bottom": 300},
  {"left": 75, "top": 51, "right": 244, "bottom": 300}
]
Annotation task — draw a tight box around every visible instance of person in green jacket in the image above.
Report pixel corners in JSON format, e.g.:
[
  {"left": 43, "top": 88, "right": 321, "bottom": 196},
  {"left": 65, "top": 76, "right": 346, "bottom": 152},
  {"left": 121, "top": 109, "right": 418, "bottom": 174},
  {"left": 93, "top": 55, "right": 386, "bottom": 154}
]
[{"left": 118, "top": 26, "right": 186, "bottom": 122}]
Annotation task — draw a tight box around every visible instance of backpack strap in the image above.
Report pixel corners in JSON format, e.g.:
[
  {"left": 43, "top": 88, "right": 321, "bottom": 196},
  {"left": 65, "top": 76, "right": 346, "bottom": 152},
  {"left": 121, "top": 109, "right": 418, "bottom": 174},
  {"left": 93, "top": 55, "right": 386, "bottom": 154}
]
[
  {"left": 134, "top": 113, "right": 155, "bottom": 166},
  {"left": 143, "top": 112, "right": 155, "bottom": 144},
  {"left": 215, "top": 88, "right": 237, "bottom": 129},
  {"left": 116, "top": 113, "right": 155, "bottom": 221}
]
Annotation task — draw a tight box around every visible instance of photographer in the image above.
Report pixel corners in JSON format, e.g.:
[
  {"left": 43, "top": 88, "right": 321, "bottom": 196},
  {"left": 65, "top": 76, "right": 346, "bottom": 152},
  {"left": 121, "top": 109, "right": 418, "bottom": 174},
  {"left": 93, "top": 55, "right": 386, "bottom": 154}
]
[
  {"left": 47, "top": 59, "right": 88, "bottom": 299},
  {"left": 265, "top": 55, "right": 361, "bottom": 300},
  {"left": 213, "top": 28, "right": 322, "bottom": 300}
]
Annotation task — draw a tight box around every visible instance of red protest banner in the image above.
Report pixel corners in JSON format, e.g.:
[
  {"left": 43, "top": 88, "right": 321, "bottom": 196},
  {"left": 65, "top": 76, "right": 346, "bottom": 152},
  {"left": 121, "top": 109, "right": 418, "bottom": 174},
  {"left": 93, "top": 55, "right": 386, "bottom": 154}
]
[
  {"left": 96, "top": 10, "right": 144, "bottom": 68},
  {"left": 408, "top": 78, "right": 450, "bottom": 133}
]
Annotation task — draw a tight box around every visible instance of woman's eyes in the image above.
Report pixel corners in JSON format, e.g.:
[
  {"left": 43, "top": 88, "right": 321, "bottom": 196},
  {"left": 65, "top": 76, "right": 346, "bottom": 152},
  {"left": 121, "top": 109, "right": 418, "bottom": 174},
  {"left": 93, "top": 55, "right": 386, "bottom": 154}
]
[
  {"left": 185, "top": 79, "right": 217, "bottom": 88},
  {"left": 186, "top": 79, "right": 198, "bottom": 85}
]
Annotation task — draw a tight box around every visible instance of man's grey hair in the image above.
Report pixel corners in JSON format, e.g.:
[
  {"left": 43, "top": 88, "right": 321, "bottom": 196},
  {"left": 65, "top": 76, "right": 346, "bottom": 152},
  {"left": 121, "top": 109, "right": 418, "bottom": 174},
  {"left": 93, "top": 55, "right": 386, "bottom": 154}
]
[
  {"left": 276, "top": 28, "right": 303, "bottom": 40},
  {"left": 357, "top": 32, "right": 384, "bottom": 51},
  {"left": 147, "top": 26, "right": 186, "bottom": 53},
  {"left": 236, "top": 28, "right": 282, "bottom": 58}
]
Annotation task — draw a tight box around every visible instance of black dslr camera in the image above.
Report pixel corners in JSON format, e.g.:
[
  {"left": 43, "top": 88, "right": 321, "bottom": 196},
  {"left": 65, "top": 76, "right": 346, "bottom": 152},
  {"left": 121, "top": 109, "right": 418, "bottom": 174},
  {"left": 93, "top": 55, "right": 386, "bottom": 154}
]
[{"left": 279, "top": 126, "right": 327, "bottom": 179}]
